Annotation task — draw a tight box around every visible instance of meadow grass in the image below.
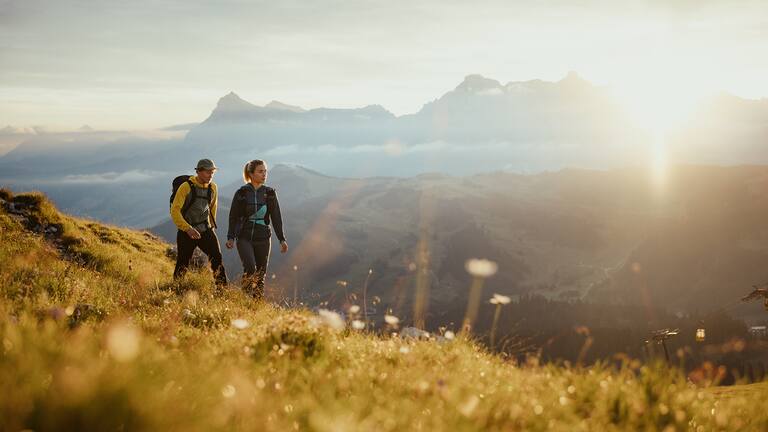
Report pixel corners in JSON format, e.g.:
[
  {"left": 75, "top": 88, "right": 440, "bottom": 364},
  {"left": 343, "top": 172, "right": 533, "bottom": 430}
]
[{"left": 1, "top": 192, "right": 767, "bottom": 431}]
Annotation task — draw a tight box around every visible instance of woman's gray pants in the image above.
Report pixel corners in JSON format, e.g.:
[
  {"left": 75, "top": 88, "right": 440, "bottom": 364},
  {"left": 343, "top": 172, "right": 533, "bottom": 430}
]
[{"left": 236, "top": 237, "right": 271, "bottom": 299}]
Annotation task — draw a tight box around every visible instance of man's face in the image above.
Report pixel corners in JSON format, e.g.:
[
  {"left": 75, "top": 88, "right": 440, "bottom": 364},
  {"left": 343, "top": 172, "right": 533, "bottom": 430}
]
[{"left": 197, "top": 168, "right": 215, "bottom": 184}]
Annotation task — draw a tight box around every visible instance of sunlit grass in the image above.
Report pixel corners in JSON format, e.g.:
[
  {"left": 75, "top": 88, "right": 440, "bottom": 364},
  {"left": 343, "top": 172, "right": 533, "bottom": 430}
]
[{"left": 2, "top": 193, "right": 768, "bottom": 430}]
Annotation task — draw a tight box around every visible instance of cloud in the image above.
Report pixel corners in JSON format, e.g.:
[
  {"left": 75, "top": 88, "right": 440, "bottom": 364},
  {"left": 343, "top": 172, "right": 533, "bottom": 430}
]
[{"left": 59, "top": 170, "right": 164, "bottom": 184}]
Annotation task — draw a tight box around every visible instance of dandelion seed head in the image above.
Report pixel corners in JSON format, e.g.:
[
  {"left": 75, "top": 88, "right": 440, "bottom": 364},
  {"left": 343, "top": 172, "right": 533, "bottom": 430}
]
[
  {"left": 465, "top": 259, "right": 498, "bottom": 278},
  {"left": 444, "top": 331, "right": 456, "bottom": 340},
  {"left": 222, "top": 384, "right": 236, "bottom": 398},
  {"left": 368, "top": 269, "right": 373, "bottom": 274},
  {"left": 106, "top": 322, "right": 141, "bottom": 362},
  {"left": 348, "top": 305, "right": 360, "bottom": 314},
  {"left": 492, "top": 293, "right": 511, "bottom": 304},
  {"left": 351, "top": 320, "right": 366, "bottom": 330},
  {"left": 293, "top": 265, "right": 298, "bottom": 271},
  {"left": 384, "top": 315, "right": 400, "bottom": 326},
  {"left": 231, "top": 318, "right": 250, "bottom": 330},
  {"left": 318, "top": 309, "right": 345, "bottom": 331}
]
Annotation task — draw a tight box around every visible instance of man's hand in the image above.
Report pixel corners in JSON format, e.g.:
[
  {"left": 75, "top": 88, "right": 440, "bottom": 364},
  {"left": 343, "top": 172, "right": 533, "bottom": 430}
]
[
  {"left": 185, "top": 228, "right": 201, "bottom": 240},
  {"left": 225, "top": 239, "right": 234, "bottom": 249},
  {"left": 280, "top": 241, "right": 289, "bottom": 253}
]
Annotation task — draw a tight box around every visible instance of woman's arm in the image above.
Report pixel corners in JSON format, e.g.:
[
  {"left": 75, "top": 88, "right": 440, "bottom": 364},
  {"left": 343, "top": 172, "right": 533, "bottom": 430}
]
[{"left": 267, "top": 188, "right": 286, "bottom": 243}]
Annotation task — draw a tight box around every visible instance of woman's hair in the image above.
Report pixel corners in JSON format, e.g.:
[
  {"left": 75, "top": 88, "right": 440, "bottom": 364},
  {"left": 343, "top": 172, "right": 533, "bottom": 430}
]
[{"left": 243, "top": 159, "right": 265, "bottom": 183}]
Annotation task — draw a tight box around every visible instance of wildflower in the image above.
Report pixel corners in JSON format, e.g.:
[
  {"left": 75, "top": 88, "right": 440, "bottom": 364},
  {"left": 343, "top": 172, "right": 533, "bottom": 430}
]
[
  {"left": 462, "top": 258, "right": 498, "bottom": 334},
  {"left": 465, "top": 259, "right": 498, "bottom": 278},
  {"left": 106, "top": 322, "right": 141, "bottom": 362},
  {"left": 351, "top": 320, "right": 366, "bottom": 330},
  {"left": 318, "top": 309, "right": 344, "bottom": 331},
  {"left": 444, "top": 331, "right": 455, "bottom": 340},
  {"left": 348, "top": 305, "right": 360, "bottom": 314},
  {"left": 384, "top": 314, "right": 400, "bottom": 326},
  {"left": 231, "top": 318, "right": 250, "bottom": 329}
]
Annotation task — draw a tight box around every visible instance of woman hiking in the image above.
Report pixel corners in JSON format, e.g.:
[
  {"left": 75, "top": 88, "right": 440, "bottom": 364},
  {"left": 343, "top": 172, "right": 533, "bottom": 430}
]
[{"left": 225, "top": 159, "right": 288, "bottom": 300}]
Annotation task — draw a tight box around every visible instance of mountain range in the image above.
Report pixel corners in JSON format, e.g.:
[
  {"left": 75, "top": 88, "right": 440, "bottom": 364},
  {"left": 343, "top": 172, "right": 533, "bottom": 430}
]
[{"left": 3, "top": 72, "right": 767, "bottom": 187}]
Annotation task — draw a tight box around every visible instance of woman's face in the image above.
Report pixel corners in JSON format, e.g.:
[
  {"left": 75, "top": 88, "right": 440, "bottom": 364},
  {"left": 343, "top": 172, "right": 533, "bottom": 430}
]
[{"left": 251, "top": 163, "right": 268, "bottom": 183}]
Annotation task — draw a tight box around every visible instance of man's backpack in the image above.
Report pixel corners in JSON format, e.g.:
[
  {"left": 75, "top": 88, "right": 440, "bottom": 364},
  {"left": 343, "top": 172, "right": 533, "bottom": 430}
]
[{"left": 170, "top": 175, "right": 215, "bottom": 226}]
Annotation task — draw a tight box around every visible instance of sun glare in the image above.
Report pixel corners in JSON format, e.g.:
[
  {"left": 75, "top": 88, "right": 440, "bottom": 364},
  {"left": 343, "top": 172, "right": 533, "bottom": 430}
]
[{"left": 611, "top": 68, "right": 708, "bottom": 192}]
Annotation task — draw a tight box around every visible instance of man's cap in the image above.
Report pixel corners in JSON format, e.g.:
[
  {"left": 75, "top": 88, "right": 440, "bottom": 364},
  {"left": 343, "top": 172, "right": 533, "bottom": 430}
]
[{"left": 196, "top": 158, "right": 217, "bottom": 171}]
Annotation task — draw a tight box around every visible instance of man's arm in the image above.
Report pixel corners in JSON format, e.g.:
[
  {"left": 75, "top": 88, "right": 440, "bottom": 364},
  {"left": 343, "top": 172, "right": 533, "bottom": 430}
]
[{"left": 170, "top": 182, "right": 193, "bottom": 232}]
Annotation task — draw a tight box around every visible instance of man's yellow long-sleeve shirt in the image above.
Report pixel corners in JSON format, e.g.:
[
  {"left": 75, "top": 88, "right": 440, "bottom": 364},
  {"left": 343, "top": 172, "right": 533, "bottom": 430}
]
[{"left": 170, "top": 176, "right": 218, "bottom": 231}]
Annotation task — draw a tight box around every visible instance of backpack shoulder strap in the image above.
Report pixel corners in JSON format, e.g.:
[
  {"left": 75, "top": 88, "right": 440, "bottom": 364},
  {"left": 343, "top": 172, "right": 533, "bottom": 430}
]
[{"left": 180, "top": 180, "right": 195, "bottom": 214}]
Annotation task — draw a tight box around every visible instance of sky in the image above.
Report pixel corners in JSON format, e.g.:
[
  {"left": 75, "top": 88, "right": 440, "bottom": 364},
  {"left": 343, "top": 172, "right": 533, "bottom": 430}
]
[{"left": 1, "top": 0, "right": 768, "bottom": 130}]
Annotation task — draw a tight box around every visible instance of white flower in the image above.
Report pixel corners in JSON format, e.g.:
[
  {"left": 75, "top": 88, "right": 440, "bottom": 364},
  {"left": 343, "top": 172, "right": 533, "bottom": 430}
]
[
  {"left": 465, "top": 259, "right": 498, "bottom": 278},
  {"left": 318, "top": 309, "right": 345, "bottom": 331},
  {"left": 231, "top": 318, "right": 250, "bottom": 329},
  {"left": 348, "top": 305, "right": 360, "bottom": 314},
  {"left": 444, "top": 331, "right": 455, "bottom": 340},
  {"left": 351, "top": 320, "right": 366, "bottom": 330},
  {"left": 384, "top": 315, "right": 400, "bottom": 326},
  {"left": 491, "top": 293, "right": 511, "bottom": 305}
]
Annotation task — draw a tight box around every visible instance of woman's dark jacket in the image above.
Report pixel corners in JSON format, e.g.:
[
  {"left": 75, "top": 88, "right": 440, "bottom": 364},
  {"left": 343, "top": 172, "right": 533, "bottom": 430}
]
[{"left": 226, "top": 184, "right": 286, "bottom": 242}]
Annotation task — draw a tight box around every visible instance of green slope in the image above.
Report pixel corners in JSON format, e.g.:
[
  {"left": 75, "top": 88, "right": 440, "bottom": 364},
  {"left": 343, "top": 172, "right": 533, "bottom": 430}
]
[{"left": 1, "top": 189, "right": 767, "bottom": 431}]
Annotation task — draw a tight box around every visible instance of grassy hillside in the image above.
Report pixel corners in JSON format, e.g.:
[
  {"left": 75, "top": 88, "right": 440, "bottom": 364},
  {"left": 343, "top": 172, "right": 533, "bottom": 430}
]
[{"left": 1, "top": 189, "right": 767, "bottom": 431}]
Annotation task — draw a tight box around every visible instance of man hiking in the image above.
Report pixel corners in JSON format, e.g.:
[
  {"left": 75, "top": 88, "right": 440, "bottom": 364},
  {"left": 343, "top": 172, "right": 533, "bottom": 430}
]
[{"left": 170, "top": 158, "right": 228, "bottom": 286}]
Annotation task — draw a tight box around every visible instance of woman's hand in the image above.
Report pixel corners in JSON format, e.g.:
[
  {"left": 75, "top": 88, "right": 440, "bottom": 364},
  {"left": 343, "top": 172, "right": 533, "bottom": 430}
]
[
  {"left": 280, "top": 241, "right": 289, "bottom": 253},
  {"left": 225, "top": 239, "right": 234, "bottom": 249}
]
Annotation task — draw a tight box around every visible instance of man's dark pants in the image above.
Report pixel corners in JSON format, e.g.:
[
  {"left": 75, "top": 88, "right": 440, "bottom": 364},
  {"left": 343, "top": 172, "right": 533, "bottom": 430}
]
[{"left": 174, "top": 229, "right": 228, "bottom": 285}]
